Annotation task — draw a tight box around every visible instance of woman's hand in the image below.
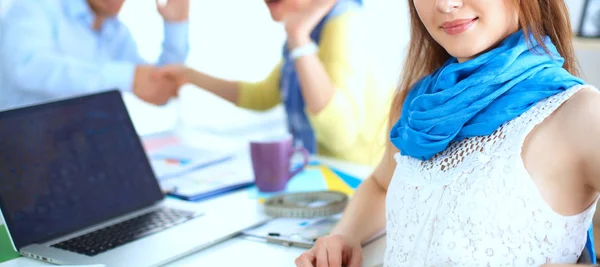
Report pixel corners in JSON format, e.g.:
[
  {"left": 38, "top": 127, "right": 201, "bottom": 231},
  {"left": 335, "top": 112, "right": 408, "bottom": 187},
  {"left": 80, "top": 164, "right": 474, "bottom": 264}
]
[
  {"left": 153, "top": 64, "right": 189, "bottom": 87},
  {"left": 295, "top": 234, "right": 363, "bottom": 267},
  {"left": 284, "top": 0, "right": 337, "bottom": 49}
]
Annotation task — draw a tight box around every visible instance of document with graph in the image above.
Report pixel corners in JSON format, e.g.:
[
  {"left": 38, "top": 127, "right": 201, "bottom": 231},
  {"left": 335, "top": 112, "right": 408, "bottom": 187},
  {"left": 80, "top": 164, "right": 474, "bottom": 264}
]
[
  {"left": 158, "top": 155, "right": 255, "bottom": 201},
  {"left": 147, "top": 143, "right": 234, "bottom": 179}
]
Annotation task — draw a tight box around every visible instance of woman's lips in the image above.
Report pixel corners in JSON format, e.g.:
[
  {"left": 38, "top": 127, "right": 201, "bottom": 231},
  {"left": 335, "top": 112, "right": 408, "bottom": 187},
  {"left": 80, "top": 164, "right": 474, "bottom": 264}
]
[{"left": 441, "top": 18, "right": 478, "bottom": 35}]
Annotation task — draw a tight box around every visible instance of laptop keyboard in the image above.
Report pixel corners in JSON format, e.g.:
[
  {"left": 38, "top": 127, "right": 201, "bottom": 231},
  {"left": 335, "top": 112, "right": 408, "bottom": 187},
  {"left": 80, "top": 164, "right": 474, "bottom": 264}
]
[{"left": 52, "top": 208, "right": 197, "bottom": 256}]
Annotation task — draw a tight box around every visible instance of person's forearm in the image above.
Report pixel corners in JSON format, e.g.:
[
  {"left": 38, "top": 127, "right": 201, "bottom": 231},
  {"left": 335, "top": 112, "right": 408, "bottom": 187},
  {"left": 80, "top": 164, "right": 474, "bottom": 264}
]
[
  {"left": 293, "top": 53, "right": 336, "bottom": 114},
  {"left": 185, "top": 68, "right": 239, "bottom": 104},
  {"left": 330, "top": 177, "right": 387, "bottom": 245},
  {"left": 158, "top": 21, "right": 190, "bottom": 65}
]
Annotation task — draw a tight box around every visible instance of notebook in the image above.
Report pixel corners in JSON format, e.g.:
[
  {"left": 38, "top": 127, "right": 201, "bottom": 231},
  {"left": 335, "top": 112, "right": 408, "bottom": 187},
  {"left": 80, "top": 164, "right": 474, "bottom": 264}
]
[
  {"left": 160, "top": 154, "right": 255, "bottom": 201},
  {"left": 141, "top": 132, "right": 250, "bottom": 201},
  {"left": 145, "top": 140, "right": 234, "bottom": 179}
]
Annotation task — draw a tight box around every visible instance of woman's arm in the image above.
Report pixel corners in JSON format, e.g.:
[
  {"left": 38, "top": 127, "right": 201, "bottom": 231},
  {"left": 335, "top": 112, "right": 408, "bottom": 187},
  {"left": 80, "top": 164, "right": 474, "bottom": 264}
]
[
  {"left": 295, "top": 144, "right": 397, "bottom": 267},
  {"left": 570, "top": 88, "right": 600, "bottom": 192},
  {"left": 155, "top": 63, "right": 283, "bottom": 110},
  {"left": 329, "top": 143, "right": 396, "bottom": 244},
  {"left": 182, "top": 68, "right": 239, "bottom": 104},
  {"left": 331, "top": 178, "right": 385, "bottom": 239},
  {"left": 543, "top": 87, "right": 600, "bottom": 267},
  {"left": 287, "top": 43, "right": 336, "bottom": 114},
  {"left": 292, "top": 12, "right": 370, "bottom": 153}
]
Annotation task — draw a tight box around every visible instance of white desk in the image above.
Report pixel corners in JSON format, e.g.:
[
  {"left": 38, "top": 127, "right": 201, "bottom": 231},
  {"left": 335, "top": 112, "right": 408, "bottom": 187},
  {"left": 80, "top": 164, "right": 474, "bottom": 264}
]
[
  {"left": 0, "top": 133, "right": 386, "bottom": 267},
  {"left": 163, "top": 156, "right": 386, "bottom": 267}
]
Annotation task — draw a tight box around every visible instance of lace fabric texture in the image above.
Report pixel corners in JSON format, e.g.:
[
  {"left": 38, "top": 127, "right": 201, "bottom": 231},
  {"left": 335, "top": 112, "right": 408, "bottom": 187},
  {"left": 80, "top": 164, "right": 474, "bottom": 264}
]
[{"left": 384, "top": 85, "right": 598, "bottom": 266}]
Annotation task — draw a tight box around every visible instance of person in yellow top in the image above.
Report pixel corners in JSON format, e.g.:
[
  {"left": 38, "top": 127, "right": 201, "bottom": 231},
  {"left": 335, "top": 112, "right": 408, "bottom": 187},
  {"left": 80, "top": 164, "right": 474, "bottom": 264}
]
[{"left": 155, "top": 0, "right": 391, "bottom": 166}]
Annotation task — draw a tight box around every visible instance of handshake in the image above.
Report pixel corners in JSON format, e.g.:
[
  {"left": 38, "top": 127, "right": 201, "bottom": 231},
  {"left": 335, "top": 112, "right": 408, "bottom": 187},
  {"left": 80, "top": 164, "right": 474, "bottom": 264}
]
[{"left": 132, "top": 65, "right": 188, "bottom": 105}]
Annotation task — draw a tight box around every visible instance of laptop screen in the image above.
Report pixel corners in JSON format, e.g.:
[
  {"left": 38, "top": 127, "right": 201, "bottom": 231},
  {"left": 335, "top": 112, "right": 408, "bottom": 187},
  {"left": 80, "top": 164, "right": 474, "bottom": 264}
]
[{"left": 0, "top": 91, "right": 164, "bottom": 250}]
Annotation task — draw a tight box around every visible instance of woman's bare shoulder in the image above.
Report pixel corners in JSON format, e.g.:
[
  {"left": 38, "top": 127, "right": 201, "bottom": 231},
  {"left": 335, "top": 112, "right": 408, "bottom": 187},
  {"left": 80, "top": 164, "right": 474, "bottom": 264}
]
[
  {"left": 553, "top": 86, "right": 600, "bottom": 179},
  {"left": 557, "top": 86, "right": 600, "bottom": 134}
]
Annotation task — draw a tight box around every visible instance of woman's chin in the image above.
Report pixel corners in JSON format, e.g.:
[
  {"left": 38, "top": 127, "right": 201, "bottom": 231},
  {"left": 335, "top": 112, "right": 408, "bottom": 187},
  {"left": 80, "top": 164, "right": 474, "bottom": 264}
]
[{"left": 268, "top": 12, "right": 284, "bottom": 22}]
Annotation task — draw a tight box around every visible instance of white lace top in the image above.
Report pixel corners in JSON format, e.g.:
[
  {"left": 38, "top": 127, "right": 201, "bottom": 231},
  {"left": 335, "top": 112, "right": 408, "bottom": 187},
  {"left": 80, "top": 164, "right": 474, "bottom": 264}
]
[{"left": 384, "top": 85, "right": 599, "bottom": 266}]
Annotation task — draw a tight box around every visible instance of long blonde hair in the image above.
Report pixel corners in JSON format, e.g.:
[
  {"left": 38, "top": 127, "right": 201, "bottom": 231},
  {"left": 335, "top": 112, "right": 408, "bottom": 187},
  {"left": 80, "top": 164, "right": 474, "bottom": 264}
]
[{"left": 386, "top": 0, "right": 579, "bottom": 159}]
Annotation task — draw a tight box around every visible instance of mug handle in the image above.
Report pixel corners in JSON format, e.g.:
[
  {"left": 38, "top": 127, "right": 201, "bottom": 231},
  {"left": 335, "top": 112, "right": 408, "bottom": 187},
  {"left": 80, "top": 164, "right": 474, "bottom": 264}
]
[{"left": 288, "top": 147, "right": 310, "bottom": 180}]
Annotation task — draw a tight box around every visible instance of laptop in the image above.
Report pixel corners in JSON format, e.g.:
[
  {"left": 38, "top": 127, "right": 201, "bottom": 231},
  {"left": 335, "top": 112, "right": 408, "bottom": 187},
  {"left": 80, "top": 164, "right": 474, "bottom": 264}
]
[{"left": 0, "top": 90, "right": 268, "bottom": 266}]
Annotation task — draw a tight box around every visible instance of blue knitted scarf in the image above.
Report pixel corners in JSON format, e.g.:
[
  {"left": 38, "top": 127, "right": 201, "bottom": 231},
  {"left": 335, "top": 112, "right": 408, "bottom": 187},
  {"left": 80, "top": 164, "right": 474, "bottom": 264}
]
[{"left": 390, "top": 30, "right": 583, "bottom": 160}]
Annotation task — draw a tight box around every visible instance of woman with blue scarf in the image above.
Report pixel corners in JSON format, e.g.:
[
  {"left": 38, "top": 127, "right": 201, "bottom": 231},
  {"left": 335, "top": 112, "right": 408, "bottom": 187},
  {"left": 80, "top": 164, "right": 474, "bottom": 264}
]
[
  {"left": 295, "top": 0, "right": 600, "bottom": 266},
  {"left": 156, "top": 0, "right": 391, "bottom": 166}
]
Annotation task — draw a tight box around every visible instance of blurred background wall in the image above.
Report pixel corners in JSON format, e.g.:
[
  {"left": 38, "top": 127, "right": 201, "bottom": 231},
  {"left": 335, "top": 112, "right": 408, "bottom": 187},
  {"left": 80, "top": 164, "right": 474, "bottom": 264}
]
[
  {"left": 118, "top": 0, "right": 409, "bottom": 136},
  {"left": 0, "top": 0, "right": 597, "bottom": 137}
]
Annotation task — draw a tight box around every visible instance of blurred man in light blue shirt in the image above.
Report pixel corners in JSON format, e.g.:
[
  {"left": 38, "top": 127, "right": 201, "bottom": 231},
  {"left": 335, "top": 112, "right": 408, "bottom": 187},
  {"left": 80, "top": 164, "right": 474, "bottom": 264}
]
[{"left": 0, "top": 0, "right": 190, "bottom": 110}]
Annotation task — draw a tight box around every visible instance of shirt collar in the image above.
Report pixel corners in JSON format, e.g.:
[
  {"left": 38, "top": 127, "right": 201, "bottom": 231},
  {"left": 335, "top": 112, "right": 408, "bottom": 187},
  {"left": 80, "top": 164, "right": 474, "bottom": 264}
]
[
  {"left": 63, "top": 0, "right": 121, "bottom": 35},
  {"left": 64, "top": 0, "right": 95, "bottom": 22}
]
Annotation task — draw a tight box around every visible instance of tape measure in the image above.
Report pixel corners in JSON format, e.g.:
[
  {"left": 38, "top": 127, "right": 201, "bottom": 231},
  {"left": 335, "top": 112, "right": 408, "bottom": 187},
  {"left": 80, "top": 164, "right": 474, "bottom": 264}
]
[{"left": 264, "top": 191, "right": 348, "bottom": 218}]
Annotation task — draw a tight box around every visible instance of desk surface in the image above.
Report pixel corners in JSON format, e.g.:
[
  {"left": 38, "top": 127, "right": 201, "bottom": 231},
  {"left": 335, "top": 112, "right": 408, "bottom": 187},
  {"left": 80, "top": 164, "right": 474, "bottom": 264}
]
[{"left": 0, "top": 135, "right": 385, "bottom": 267}]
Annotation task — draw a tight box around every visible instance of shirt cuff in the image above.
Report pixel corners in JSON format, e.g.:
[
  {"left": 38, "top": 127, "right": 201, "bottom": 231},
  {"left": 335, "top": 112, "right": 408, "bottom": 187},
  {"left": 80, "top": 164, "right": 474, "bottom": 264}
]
[
  {"left": 163, "top": 21, "right": 190, "bottom": 56},
  {"left": 100, "top": 62, "right": 136, "bottom": 93}
]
